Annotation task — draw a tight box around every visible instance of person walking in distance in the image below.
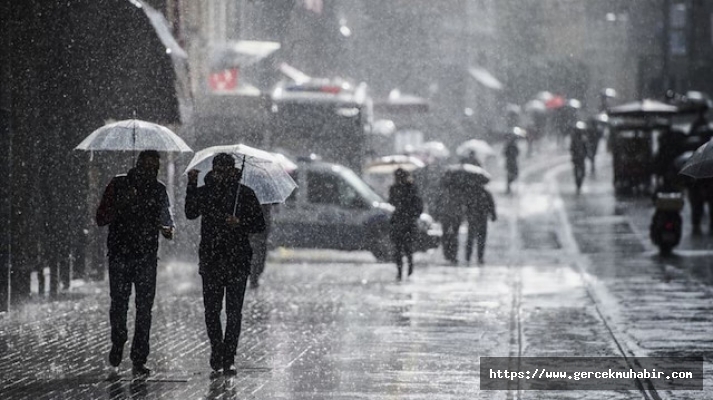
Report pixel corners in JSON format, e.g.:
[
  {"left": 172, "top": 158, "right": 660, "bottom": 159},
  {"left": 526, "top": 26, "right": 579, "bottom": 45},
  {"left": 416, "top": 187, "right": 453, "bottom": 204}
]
[
  {"left": 434, "top": 172, "right": 465, "bottom": 264},
  {"left": 388, "top": 168, "right": 424, "bottom": 279},
  {"left": 464, "top": 184, "right": 497, "bottom": 265},
  {"left": 570, "top": 123, "right": 588, "bottom": 194},
  {"left": 185, "top": 153, "right": 265, "bottom": 375},
  {"left": 96, "top": 150, "right": 175, "bottom": 378},
  {"left": 504, "top": 136, "right": 519, "bottom": 194}
]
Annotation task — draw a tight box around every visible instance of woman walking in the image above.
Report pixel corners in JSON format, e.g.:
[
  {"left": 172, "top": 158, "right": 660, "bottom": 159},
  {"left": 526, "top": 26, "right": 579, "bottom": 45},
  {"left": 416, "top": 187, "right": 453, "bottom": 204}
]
[{"left": 388, "top": 168, "right": 424, "bottom": 279}]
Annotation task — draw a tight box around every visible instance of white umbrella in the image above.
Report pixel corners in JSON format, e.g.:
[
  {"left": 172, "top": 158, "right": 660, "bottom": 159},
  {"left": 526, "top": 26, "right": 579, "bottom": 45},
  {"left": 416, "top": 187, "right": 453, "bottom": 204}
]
[
  {"left": 184, "top": 144, "right": 298, "bottom": 206},
  {"left": 363, "top": 155, "right": 425, "bottom": 174},
  {"left": 411, "top": 141, "right": 450, "bottom": 161},
  {"left": 455, "top": 139, "right": 495, "bottom": 159},
  {"left": 75, "top": 119, "right": 192, "bottom": 153}
]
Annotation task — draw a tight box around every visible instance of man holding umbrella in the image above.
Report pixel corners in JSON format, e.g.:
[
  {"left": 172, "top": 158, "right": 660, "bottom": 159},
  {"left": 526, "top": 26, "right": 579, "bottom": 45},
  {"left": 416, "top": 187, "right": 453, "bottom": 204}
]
[
  {"left": 185, "top": 153, "right": 266, "bottom": 375},
  {"left": 96, "top": 150, "right": 175, "bottom": 377}
]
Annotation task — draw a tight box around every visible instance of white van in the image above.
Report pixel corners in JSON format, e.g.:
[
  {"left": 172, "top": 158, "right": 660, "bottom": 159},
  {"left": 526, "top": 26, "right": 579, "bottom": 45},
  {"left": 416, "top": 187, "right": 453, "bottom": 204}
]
[{"left": 271, "top": 158, "right": 441, "bottom": 261}]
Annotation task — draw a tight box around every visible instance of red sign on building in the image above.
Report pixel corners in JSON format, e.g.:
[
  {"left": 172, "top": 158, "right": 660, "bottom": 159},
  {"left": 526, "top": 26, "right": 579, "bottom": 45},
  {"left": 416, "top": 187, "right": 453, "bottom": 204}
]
[{"left": 208, "top": 68, "right": 239, "bottom": 92}]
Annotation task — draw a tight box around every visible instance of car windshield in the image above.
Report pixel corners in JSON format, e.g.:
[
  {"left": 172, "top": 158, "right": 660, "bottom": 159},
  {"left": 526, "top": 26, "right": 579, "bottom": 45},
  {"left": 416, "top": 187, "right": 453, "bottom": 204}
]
[{"left": 337, "top": 167, "right": 384, "bottom": 204}]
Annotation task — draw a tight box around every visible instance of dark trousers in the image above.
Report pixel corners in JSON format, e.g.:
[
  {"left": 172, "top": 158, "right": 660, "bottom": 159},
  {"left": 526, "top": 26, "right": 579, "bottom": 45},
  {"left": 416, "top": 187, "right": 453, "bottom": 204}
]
[
  {"left": 688, "top": 189, "right": 713, "bottom": 232},
  {"left": 391, "top": 223, "right": 414, "bottom": 272},
  {"left": 465, "top": 218, "right": 488, "bottom": 262},
  {"left": 201, "top": 265, "right": 249, "bottom": 365},
  {"left": 108, "top": 255, "right": 157, "bottom": 366},
  {"left": 441, "top": 216, "right": 461, "bottom": 262}
]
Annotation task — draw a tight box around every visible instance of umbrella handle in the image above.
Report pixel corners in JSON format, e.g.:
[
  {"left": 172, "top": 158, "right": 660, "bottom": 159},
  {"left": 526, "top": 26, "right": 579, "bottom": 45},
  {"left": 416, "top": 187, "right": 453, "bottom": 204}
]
[{"left": 232, "top": 156, "right": 246, "bottom": 216}]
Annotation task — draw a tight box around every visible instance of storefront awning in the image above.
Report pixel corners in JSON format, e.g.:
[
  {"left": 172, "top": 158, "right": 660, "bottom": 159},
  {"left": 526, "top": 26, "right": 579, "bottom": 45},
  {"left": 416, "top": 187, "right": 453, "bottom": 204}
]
[{"left": 211, "top": 40, "right": 281, "bottom": 71}]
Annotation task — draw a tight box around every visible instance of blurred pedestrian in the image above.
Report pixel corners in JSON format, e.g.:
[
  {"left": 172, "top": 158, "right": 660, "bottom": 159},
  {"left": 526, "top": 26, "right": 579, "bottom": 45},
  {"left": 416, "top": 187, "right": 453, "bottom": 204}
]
[
  {"left": 585, "top": 117, "right": 604, "bottom": 175},
  {"left": 504, "top": 136, "right": 519, "bottom": 194},
  {"left": 388, "top": 168, "right": 424, "bottom": 279},
  {"left": 434, "top": 172, "right": 466, "bottom": 264},
  {"left": 686, "top": 178, "right": 713, "bottom": 236},
  {"left": 464, "top": 184, "right": 497, "bottom": 264},
  {"left": 96, "top": 150, "right": 175, "bottom": 378},
  {"left": 570, "top": 123, "right": 588, "bottom": 194},
  {"left": 249, "top": 204, "right": 272, "bottom": 288},
  {"left": 185, "top": 153, "right": 266, "bottom": 375}
]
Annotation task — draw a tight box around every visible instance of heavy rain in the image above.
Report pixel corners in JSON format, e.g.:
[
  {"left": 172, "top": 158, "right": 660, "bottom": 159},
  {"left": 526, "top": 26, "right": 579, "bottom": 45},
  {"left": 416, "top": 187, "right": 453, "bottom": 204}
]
[{"left": 2, "top": 1, "right": 713, "bottom": 399}]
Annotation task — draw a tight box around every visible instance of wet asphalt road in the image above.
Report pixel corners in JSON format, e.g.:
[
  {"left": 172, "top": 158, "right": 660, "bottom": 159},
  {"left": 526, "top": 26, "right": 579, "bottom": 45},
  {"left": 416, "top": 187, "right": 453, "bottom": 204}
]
[{"left": 2, "top": 139, "right": 713, "bottom": 399}]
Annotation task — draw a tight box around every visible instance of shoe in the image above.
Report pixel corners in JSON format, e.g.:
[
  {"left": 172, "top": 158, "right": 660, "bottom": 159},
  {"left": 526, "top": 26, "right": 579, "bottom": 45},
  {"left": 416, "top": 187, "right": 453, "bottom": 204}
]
[
  {"left": 108, "top": 345, "right": 123, "bottom": 367},
  {"left": 210, "top": 351, "right": 223, "bottom": 372},
  {"left": 222, "top": 352, "right": 235, "bottom": 375},
  {"left": 478, "top": 258, "right": 484, "bottom": 265},
  {"left": 106, "top": 368, "right": 121, "bottom": 382},
  {"left": 407, "top": 265, "right": 413, "bottom": 276},
  {"left": 132, "top": 364, "right": 152, "bottom": 378}
]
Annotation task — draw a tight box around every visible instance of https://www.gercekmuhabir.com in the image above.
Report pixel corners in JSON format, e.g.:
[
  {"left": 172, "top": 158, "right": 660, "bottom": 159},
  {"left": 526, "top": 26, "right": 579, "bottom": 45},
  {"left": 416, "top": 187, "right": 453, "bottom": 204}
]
[{"left": 479, "top": 357, "right": 703, "bottom": 390}]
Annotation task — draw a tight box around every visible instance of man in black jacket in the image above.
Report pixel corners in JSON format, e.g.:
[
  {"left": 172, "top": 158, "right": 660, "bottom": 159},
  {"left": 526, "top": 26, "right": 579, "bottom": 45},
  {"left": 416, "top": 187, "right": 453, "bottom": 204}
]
[
  {"left": 96, "top": 150, "right": 174, "bottom": 377},
  {"left": 464, "top": 184, "right": 497, "bottom": 264},
  {"left": 185, "top": 153, "right": 265, "bottom": 375}
]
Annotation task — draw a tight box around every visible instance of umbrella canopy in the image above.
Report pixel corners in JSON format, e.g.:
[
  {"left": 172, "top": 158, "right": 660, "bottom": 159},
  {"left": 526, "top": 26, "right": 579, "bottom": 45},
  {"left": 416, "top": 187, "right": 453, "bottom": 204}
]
[
  {"left": 674, "top": 150, "right": 695, "bottom": 172},
  {"left": 75, "top": 119, "right": 192, "bottom": 153},
  {"left": 411, "top": 141, "right": 450, "bottom": 161},
  {"left": 271, "top": 152, "right": 298, "bottom": 172},
  {"left": 524, "top": 99, "right": 547, "bottom": 114},
  {"left": 607, "top": 99, "right": 679, "bottom": 118},
  {"left": 184, "top": 144, "right": 297, "bottom": 204},
  {"left": 673, "top": 91, "right": 713, "bottom": 115},
  {"left": 456, "top": 139, "right": 495, "bottom": 160},
  {"left": 506, "top": 126, "right": 527, "bottom": 139},
  {"left": 363, "top": 155, "right": 426, "bottom": 174},
  {"left": 442, "top": 163, "right": 491, "bottom": 186},
  {"left": 545, "top": 95, "right": 566, "bottom": 110},
  {"left": 679, "top": 140, "right": 713, "bottom": 179}
]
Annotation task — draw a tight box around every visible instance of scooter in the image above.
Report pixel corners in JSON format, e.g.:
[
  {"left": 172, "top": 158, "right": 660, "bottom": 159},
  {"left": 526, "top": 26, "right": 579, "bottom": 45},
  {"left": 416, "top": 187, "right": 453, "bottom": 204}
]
[{"left": 649, "top": 191, "right": 684, "bottom": 256}]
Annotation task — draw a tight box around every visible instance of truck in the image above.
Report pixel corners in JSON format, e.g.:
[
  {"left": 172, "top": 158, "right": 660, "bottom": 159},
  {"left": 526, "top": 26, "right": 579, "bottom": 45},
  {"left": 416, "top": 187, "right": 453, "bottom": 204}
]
[{"left": 268, "top": 78, "right": 374, "bottom": 173}]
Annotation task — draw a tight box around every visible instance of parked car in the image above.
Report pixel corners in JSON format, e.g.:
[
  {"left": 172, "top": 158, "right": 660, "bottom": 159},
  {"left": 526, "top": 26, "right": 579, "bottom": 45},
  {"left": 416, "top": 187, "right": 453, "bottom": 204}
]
[{"left": 270, "top": 157, "right": 441, "bottom": 261}]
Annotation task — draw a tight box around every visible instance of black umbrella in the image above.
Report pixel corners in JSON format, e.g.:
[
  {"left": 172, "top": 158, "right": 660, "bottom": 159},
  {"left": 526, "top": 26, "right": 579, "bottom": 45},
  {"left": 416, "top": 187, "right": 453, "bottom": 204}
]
[
  {"left": 679, "top": 140, "right": 713, "bottom": 179},
  {"left": 442, "top": 163, "right": 491, "bottom": 187}
]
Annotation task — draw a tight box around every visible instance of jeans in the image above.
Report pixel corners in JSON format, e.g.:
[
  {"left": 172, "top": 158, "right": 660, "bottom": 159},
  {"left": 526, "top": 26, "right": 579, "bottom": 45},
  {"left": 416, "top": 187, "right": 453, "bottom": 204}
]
[{"left": 108, "top": 255, "right": 157, "bottom": 366}]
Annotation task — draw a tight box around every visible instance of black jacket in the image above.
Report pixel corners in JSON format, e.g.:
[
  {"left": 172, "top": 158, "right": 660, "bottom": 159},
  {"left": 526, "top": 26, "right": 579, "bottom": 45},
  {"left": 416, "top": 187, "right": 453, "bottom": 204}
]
[
  {"left": 185, "top": 170, "right": 265, "bottom": 272},
  {"left": 465, "top": 185, "right": 496, "bottom": 222},
  {"left": 388, "top": 182, "right": 423, "bottom": 226},
  {"left": 96, "top": 168, "right": 173, "bottom": 259}
]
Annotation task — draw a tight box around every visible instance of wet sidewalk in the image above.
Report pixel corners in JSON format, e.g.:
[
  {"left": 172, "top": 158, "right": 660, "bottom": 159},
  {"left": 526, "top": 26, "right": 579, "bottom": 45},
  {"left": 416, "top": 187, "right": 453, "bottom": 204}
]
[{"left": 0, "top": 255, "right": 519, "bottom": 399}]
